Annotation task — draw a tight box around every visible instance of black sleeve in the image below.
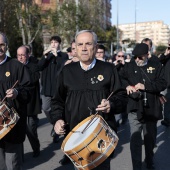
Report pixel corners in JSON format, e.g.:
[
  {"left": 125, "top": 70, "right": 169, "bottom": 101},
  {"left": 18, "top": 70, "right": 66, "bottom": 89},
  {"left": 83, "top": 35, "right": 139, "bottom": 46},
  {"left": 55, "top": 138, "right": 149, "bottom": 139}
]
[
  {"left": 15, "top": 64, "right": 31, "bottom": 104},
  {"left": 50, "top": 70, "right": 67, "bottom": 124},
  {"left": 109, "top": 66, "right": 128, "bottom": 114}
]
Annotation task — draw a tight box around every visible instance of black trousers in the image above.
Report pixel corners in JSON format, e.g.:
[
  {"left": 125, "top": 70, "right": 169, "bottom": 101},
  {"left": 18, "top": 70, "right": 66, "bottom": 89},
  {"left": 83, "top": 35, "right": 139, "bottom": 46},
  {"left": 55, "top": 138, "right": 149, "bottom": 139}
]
[{"left": 26, "top": 115, "right": 40, "bottom": 152}]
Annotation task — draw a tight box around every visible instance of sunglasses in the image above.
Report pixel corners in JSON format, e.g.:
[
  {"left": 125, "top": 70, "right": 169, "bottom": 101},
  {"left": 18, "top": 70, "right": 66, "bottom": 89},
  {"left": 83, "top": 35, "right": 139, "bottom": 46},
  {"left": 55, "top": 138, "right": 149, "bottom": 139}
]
[
  {"left": 117, "top": 55, "right": 124, "bottom": 57},
  {"left": 134, "top": 56, "right": 144, "bottom": 60}
]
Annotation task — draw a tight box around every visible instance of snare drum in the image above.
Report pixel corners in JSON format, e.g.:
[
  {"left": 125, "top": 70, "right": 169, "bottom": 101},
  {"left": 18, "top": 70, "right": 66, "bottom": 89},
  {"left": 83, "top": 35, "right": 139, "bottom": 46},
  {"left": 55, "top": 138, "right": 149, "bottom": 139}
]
[
  {"left": 61, "top": 115, "right": 118, "bottom": 170},
  {"left": 0, "top": 102, "right": 20, "bottom": 139}
]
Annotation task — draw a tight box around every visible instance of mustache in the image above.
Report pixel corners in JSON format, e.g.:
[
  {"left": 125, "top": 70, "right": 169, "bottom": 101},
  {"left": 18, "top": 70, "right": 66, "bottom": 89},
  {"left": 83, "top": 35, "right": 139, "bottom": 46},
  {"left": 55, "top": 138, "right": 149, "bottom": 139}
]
[{"left": 0, "top": 49, "right": 4, "bottom": 53}]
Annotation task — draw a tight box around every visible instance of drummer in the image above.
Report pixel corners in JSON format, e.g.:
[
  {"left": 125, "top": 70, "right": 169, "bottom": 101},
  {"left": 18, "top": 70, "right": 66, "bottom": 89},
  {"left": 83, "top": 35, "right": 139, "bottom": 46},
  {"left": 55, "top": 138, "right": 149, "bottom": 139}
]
[
  {"left": 51, "top": 30, "right": 127, "bottom": 170},
  {"left": 0, "top": 32, "right": 31, "bottom": 169}
]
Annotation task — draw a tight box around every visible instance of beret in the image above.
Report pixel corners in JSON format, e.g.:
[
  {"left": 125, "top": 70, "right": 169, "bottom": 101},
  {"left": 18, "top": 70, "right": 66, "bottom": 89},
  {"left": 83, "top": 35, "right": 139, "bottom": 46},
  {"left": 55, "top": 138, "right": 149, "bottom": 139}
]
[{"left": 132, "top": 43, "right": 149, "bottom": 56}]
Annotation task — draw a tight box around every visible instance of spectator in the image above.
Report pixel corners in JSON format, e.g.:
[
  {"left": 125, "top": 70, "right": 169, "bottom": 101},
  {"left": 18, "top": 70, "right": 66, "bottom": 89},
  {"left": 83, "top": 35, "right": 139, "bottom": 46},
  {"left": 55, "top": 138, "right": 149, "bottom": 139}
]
[{"left": 38, "top": 35, "right": 68, "bottom": 143}]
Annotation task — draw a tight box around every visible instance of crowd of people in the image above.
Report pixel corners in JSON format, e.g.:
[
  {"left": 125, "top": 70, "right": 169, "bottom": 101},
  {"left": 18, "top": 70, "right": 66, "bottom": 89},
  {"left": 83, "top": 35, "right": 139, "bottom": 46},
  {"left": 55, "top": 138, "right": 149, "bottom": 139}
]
[{"left": 0, "top": 30, "right": 170, "bottom": 170}]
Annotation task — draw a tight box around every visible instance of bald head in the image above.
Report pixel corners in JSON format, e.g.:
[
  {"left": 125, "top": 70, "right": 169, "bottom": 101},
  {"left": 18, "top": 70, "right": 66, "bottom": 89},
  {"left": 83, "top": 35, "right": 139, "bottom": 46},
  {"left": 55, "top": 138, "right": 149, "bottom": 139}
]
[{"left": 17, "top": 46, "right": 29, "bottom": 65}]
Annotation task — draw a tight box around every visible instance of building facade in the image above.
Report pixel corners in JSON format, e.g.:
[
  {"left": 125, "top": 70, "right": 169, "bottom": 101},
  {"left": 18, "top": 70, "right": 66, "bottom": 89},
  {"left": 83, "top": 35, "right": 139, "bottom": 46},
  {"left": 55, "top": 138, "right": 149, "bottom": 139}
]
[
  {"left": 35, "top": 0, "right": 112, "bottom": 49},
  {"left": 118, "top": 21, "right": 170, "bottom": 46}
]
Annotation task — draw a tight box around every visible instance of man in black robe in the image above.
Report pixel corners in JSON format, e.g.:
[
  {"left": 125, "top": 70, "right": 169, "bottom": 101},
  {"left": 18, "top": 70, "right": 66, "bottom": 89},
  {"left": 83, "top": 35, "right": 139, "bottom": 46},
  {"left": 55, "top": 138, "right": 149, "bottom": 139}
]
[
  {"left": 51, "top": 30, "right": 127, "bottom": 170},
  {"left": 17, "top": 45, "right": 41, "bottom": 158},
  {"left": 0, "top": 33, "right": 31, "bottom": 169},
  {"left": 120, "top": 43, "right": 166, "bottom": 170}
]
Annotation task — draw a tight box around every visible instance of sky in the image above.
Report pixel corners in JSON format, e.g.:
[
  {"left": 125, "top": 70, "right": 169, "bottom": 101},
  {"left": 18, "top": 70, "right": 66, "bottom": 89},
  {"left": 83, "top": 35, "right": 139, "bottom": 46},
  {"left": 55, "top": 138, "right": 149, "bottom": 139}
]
[{"left": 111, "top": 0, "right": 170, "bottom": 26}]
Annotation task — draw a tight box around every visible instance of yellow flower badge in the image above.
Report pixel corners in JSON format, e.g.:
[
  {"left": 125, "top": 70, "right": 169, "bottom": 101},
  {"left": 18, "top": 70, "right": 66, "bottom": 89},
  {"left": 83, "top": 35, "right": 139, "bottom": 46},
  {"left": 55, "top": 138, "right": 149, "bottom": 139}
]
[
  {"left": 5, "top": 71, "right": 10, "bottom": 77},
  {"left": 97, "top": 75, "right": 104, "bottom": 81}
]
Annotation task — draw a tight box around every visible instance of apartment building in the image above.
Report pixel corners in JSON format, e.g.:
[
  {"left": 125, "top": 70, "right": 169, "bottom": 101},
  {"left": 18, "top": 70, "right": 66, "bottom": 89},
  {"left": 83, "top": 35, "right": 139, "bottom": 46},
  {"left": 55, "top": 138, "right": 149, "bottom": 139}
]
[{"left": 118, "top": 20, "right": 170, "bottom": 46}]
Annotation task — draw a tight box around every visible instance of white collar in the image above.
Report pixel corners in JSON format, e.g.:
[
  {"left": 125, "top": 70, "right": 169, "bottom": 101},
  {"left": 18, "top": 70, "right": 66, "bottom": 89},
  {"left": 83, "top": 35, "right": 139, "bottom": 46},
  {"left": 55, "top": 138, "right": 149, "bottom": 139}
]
[
  {"left": 80, "top": 58, "right": 96, "bottom": 71},
  {"left": 0, "top": 55, "right": 8, "bottom": 65}
]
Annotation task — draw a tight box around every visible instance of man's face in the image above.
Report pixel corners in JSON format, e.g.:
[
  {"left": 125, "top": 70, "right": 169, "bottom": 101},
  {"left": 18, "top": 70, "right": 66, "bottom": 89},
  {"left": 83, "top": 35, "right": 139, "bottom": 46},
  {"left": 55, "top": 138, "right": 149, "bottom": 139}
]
[
  {"left": 71, "top": 42, "right": 76, "bottom": 57},
  {"left": 135, "top": 54, "right": 148, "bottom": 66},
  {"left": 50, "top": 40, "right": 60, "bottom": 49},
  {"left": 75, "top": 32, "right": 97, "bottom": 64},
  {"left": 116, "top": 52, "right": 125, "bottom": 62},
  {"left": 143, "top": 41, "right": 151, "bottom": 51},
  {"left": 0, "top": 35, "right": 7, "bottom": 58},
  {"left": 17, "top": 47, "right": 29, "bottom": 65},
  {"left": 96, "top": 49, "right": 105, "bottom": 59}
]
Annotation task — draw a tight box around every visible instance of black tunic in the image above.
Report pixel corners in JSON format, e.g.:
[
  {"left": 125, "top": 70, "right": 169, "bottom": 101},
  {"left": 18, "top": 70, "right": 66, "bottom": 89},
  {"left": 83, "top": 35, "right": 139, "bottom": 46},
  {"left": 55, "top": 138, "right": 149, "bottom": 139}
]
[
  {"left": 25, "top": 62, "right": 41, "bottom": 116},
  {"left": 51, "top": 60, "right": 127, "bottom": 131},
  {"left": 120, "top": 60, "right": 167, "bottom": 121},
  {"left": 0, "top": 57, "right": 31, "bottom": 143}
]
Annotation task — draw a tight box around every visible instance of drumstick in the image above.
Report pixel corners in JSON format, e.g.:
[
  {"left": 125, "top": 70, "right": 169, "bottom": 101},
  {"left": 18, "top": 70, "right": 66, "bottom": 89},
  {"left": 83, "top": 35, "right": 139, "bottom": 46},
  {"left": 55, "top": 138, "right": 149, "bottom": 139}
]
[
  {"left": 1, "top": 80, "right": 19, "bottom": 104},
  {"left": 81, "top": 91, "right": 114, "bottom": 134}
]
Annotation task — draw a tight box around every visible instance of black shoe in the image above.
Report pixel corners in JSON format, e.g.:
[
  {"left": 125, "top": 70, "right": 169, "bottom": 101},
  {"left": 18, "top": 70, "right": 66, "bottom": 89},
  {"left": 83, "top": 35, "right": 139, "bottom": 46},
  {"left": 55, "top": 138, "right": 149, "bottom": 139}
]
[
  {"left": 121, "top": 119, "right": 128, "bottom": 125},
  {"left": 116, "top": 120, "right": 120, "bottom": 127},
  {"left": 33, "top": 150, "right": 40, "bottom": 158},
  {"left": 59, "top": 155, "right": 71, "bottom": 165},
  {"left": 146, "top": 164, "right": 155, "bottom": 169},
  {"left": 161, "top": 120, "right": 170, "bottom": 127},
  {"left": 145, "top": 159, "right": 155, "bottom": 169}
]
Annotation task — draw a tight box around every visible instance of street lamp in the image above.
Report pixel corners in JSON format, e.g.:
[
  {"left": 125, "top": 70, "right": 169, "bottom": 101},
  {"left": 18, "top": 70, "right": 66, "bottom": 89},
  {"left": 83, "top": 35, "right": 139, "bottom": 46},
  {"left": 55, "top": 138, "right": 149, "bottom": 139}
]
[{"left": 135, "top": 0, "right": 137, "bottom": 42}]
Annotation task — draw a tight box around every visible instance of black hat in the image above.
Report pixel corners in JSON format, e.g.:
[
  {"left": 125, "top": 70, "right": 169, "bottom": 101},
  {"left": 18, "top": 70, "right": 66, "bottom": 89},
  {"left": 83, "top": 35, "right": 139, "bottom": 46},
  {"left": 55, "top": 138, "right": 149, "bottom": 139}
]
[
  {"left": 66, "top": 47, "right": 72, "bottom": 52},
  {"left": 132, "top": 43, "right": 149, "bottom": 56}
]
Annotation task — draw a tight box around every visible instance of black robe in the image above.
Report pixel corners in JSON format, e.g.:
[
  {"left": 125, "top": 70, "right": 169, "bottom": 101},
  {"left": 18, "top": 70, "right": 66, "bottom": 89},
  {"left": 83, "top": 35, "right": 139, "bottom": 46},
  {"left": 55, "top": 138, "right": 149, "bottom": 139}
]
[
  {"left": 0, "top": 57, "right": 31, "bottom": 143},
  {"left": 120, "top": 59, "right": 167, "bottom": 121},
  {"left": 51, "top": 60, "right": 127, "bottom": 131},
  {"left": 25, "top": 62, "right": 41, "bottom": 116}
]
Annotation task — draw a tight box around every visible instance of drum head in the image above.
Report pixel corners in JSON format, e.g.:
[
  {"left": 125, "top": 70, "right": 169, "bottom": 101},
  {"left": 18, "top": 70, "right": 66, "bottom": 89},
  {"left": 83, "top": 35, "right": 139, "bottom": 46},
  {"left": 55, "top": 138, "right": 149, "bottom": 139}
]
[{"left": 64, "top": 117, "right": 100, "bottom": 151}]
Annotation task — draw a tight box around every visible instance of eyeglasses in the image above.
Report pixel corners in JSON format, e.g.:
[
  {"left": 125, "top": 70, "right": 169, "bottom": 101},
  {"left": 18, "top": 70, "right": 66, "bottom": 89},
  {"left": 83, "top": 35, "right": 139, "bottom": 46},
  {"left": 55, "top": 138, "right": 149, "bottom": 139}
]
[
  {"left": 0, "top": 43, "right": 6, "bottom": 48},
  {"left": 17, "top": 54, "right": 26, "bottom": 57},
  {"left": 134, "top": 55, "right": 147, "bottom": 60},
  {"left": 96, "top": 52, "right": 104, "bottom": 54},
  {"left": 117, "top": 55, "right": 124, "bottom": 57}
]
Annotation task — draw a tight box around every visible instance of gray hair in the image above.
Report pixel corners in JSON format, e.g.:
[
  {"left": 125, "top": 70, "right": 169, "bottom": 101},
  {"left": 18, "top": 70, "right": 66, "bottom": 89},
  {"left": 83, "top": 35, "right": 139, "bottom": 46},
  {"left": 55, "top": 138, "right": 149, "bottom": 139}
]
[
  {"left": 0, "top": 32, "right": 8, "bottom": 45},
  {"left": 75, "top": 30, "right": 97, "bottom": 45}
]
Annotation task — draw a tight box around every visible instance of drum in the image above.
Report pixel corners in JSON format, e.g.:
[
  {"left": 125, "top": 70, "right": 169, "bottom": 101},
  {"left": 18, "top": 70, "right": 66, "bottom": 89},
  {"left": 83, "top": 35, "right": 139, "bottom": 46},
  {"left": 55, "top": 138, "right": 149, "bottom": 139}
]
[
  {"left": 61, "top": 115, "right": 118, "bottom": 170},
  {"left": 0, "top": 102, "right": 20, "bottom": 139}
]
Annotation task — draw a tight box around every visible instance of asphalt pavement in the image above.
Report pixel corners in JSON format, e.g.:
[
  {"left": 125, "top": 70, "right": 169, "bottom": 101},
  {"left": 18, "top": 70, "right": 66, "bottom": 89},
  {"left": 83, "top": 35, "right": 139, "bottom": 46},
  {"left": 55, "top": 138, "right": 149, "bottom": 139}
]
[{"left": 23, "top": 113, "right": 170, "bottom": 170}]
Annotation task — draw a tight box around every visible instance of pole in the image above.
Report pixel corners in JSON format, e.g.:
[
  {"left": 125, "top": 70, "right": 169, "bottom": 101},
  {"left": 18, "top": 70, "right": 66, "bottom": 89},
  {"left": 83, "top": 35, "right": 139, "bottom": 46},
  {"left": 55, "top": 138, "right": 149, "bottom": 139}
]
[
  {"left": 116, "top": 0, "right": 119, "bottom": 51},
  {"left": 135, "top": 0, "right": 137, "bottom": 42},
  {"left": 111, "top": 42, "right": 113, "bottom": 56}
]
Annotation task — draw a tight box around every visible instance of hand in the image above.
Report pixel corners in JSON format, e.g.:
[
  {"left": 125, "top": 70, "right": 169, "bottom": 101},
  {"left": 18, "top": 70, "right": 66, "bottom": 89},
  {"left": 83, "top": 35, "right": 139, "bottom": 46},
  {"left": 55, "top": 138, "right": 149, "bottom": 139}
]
[
  {"left": 51, "top": 47, "right": 57, "bottom": 57},
  {"left": 135, "top": 83, "right": 145, "bottom": 90},
  {"left": 43, "top": 47, "right": 51, "bottom": 56},
  {"left": 126, "top": 85, "right": 137, "bottom": 95},
  {"left": 96, "top": 99, "right": 110, "bottom": 113},
  {"left": 54, "top": 120, "right": 66, "bottom": 135},
  {"left": 6, "top": 88, "right": 18, "bottom": 99},
  {"left": 164, "top": 48, "right": 170, "bottom": 55}
]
